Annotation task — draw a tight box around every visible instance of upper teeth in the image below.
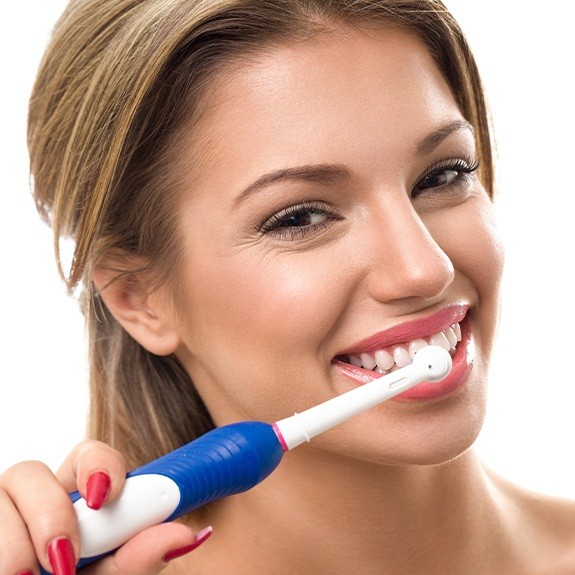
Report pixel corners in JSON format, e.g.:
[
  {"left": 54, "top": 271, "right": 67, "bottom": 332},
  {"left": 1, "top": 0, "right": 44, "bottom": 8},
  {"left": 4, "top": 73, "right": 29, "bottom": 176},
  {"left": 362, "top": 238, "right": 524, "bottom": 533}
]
[{"left": 346, "top": 322, "right": 461, "bottom": 375}]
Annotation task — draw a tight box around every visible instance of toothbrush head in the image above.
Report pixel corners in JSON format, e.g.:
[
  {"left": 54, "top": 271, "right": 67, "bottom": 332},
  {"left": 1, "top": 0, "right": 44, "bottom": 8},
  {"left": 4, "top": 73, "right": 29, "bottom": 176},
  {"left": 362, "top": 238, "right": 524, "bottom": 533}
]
[{"left": 411, "top": 345, "right": 452, "bottom": 382}]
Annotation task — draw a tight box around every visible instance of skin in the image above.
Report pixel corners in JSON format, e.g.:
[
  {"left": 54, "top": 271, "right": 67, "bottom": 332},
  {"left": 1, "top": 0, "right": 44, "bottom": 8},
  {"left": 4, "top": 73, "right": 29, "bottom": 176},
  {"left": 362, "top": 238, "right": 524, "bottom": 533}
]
[{"left": 1, "top": 25, "right": 574, "bottom": 575}]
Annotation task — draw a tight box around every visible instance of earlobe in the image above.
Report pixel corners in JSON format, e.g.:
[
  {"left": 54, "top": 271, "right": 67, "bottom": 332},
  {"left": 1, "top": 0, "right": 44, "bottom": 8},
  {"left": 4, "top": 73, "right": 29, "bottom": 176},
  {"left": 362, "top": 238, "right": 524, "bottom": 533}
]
[{"left": 92, "top": 263, "right": 181, "bottom": 357}]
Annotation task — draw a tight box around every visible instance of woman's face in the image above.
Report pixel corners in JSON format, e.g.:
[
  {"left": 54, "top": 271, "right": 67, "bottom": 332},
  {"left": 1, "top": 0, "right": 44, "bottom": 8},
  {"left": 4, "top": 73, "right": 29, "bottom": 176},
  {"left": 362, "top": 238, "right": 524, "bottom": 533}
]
[{"left": 168, "top": 27, "right": 503, "bottom": 466}]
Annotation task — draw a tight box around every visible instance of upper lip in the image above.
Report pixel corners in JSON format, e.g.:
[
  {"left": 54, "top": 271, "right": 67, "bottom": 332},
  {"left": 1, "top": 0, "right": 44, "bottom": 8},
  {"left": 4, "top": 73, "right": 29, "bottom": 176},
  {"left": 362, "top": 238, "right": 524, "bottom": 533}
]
[{"left": 335, "top": 304, "right": 469, "bottom": 356}]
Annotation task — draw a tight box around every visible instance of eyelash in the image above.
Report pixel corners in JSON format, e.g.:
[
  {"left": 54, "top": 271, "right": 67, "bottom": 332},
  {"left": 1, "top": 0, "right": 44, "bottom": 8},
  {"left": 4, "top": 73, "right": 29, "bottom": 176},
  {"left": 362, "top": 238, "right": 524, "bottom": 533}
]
[
  {"left": 260, "top": 201, "right": 342, "bottom": 240},
  {"left": 260, "top": 157, "right": 479, "bottom": 240},
  {"left": 412, "top": 157, "right": 480, "bottom": 198}
]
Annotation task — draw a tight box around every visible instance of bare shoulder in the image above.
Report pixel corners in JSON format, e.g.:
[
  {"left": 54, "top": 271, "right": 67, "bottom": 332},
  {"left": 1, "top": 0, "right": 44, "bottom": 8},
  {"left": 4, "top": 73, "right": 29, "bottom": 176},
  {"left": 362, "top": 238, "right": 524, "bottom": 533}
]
[
  {"left": 524, "top": 490, "right": 575, "bottom": 573},
  {"left": 487, "top": 466, "right": 575, "bottom": 573},
  {"left": 523, "top": 491, "right": 575, "bottom": 575}
]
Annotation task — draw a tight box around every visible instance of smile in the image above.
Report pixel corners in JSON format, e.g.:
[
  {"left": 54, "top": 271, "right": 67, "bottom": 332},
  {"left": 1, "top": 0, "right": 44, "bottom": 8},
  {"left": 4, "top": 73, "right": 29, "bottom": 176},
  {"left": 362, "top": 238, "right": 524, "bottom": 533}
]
[{"left": 338, "top": 322, "right": 462, "bottom": 376}]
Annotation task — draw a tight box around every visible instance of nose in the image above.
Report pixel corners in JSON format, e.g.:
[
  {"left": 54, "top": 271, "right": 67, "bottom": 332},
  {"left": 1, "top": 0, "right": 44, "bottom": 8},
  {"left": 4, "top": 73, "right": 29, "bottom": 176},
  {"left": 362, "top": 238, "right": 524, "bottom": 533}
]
[{"left": 365, "top": 201, "right": 454, "bottom": 303}]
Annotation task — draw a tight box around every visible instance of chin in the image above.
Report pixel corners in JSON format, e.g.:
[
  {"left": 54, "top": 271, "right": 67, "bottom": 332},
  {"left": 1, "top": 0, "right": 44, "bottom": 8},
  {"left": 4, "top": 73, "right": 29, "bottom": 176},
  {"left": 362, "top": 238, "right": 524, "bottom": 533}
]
[
  {"left": 328, "top": 387, "right": 487, "bottom": 469},
  {"left": 402, "top": 430, "right": 482, "bottom": 467},
  {"left": 386, "top": 401, "right": 486, "bottom": 467}
]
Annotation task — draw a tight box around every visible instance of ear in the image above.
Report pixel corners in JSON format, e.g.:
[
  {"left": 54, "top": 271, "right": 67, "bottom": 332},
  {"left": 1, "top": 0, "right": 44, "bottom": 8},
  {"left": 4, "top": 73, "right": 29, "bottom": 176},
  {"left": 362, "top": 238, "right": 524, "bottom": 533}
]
[{"left": 92, "top": 258, "right": 181, "bottom": 356}]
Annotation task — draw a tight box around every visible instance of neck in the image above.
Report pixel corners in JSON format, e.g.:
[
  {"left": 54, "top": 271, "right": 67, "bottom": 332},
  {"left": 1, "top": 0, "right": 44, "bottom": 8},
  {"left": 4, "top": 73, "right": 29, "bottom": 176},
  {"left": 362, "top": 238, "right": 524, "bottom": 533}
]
[{"left": 175, "top": 446, "right": 515, "bottom": 575}]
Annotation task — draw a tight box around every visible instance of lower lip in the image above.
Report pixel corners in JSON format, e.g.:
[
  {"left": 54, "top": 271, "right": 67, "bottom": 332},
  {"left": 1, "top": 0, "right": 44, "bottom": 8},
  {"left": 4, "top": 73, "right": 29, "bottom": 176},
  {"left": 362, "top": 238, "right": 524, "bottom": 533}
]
[{"left": 335, "top": 317, "right": 474, "bottom": 401}]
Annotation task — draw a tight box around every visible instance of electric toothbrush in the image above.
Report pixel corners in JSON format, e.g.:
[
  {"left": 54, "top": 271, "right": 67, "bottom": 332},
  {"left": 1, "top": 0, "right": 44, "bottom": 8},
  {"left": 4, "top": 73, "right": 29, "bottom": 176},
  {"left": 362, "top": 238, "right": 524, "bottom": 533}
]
[{"left": 39, "top": 345, "right": 451, "bottom": 573}]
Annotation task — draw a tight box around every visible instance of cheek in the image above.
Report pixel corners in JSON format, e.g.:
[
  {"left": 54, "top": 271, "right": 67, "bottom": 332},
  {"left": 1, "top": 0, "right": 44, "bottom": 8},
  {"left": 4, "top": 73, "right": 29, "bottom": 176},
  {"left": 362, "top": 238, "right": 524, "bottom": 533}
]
[
  {"left": 249, "top": 261, "right": 327, "bottom": 332},
  {"left": 454, "top": 202, "right": 504, "bottom": 298},
  {"left": 176, "top": 248, "right": 352, "bottom": 423},
  {"left": 180, "top": 247, "right": 347, "bottom": 367},
  {"left": 431, "top": 197, "right": 504, "bottom": 340}
]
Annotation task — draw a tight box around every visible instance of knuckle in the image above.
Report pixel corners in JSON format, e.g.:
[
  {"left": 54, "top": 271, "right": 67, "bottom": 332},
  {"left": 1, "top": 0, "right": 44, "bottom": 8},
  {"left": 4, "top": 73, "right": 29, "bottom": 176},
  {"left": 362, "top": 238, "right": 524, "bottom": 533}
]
[
  {"left": 75, "top": 439, "right": 126, "bottom": 465},
  {"left": 4, "top": 459, "right": 52, "bottom": 477},
  {"left": 1, "top": 460, "right": 54, "bottom": 490},
  {"left": 71, "top": 438, "right": 107, "bottom": 458}
]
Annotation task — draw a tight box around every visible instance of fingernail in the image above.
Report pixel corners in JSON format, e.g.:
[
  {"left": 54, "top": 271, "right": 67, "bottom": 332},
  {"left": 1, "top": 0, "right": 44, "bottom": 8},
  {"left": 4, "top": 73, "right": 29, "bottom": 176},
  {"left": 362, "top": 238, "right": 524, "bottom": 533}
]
[
  {"left": 162, "top": 526, "right": 213, "bottom": 562},
  {"left": 47, "top": 537, "right": 76, "bottom": 575},
  {"left": 16, "top": 571, "right": 34, "bottom": 575},
  {"left": 86, "top": 471, "right": 111, "bottom": 510}
]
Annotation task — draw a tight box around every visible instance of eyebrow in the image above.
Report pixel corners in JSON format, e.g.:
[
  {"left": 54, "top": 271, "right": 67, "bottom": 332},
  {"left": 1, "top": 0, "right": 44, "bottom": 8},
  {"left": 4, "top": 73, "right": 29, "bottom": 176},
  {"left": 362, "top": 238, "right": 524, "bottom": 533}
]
[
  {"left": 234, "top": 164, "right": 351, "bottom": 206},
  {"left": 235, "top": 119, "right": 475, "bottom": 204},
  {"left": 416, "top": 119, "right": 475, "bottom": 156}
]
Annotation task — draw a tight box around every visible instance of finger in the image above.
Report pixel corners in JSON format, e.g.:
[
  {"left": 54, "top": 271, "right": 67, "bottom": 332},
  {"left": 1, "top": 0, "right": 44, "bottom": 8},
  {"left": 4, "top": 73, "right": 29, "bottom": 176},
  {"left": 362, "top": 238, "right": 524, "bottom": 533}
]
[
  {"left": 83, "top": 523, "right": 212, "bottom": 575},
  {"left": 0, "top": 488, "right": 38, "bottom": 575},
  {"left": 2, "top": 461, "right": 79, "bottom": 573},
  {"left": 55, "top": 440, "right": 128, "bottom": 508}
]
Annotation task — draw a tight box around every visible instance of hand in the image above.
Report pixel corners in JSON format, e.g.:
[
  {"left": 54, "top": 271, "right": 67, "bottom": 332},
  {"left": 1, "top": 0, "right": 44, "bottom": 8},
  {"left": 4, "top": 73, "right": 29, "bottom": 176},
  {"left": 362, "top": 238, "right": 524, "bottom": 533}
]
[{"left": 0, "top": 440, "right": 212, "bottom": 575}]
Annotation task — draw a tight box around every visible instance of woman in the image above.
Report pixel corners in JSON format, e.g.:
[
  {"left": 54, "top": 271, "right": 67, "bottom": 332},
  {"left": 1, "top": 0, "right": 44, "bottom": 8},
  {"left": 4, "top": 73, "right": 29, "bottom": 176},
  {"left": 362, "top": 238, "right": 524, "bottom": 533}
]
[{"left": 2, "top": 0, "right": 575, "bottom": 573}]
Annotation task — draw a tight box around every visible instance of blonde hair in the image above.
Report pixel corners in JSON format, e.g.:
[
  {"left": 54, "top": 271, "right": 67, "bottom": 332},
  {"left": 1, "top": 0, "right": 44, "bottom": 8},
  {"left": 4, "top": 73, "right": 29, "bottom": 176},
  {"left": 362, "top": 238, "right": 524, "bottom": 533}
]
[{"left": 28, "top": 0, "right": 494, "bottom": 467}]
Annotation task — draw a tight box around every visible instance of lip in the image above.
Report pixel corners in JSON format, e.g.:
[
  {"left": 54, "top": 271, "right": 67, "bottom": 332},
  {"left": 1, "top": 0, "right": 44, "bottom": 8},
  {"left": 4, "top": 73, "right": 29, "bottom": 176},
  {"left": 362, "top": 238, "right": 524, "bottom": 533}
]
[
  {"left": 335, "top": 304, "right": 468, "bottom": 356},
  {"left": 333, "top": 304, "right": 474, "bottom": 401}
]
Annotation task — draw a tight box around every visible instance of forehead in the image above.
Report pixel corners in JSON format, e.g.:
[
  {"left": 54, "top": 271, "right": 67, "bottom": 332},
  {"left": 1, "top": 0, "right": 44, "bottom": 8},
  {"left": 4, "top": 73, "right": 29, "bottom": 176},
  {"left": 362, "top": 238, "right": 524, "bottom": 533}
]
[{"left": 182, "top": 26, "right": 464, "bottom": 192}]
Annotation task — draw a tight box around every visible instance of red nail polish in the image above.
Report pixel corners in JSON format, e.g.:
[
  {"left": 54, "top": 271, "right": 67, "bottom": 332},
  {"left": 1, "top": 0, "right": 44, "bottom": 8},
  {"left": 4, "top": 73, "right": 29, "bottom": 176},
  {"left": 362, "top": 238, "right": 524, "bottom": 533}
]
[
  {"left": 16, "top": 571, "right": 34, "bottom": 575},
  {"left": 47, "top": 537, "right": 76, "bottom": 575},
  {"left": 162, "top": 526, "right": 213, "bottom": 562},
  {"left": 86, "top": 471, "right": 111, "bottom": 510}
]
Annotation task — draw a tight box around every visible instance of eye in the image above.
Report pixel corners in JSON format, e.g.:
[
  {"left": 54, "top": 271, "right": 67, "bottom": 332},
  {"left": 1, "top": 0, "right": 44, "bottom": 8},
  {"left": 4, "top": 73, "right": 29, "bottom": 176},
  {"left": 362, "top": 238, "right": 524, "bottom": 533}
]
[
  {"left": 260, "top": 202, "right": 342, "bottom": 240},
  {"left": 412, "top": 158, "right": 479, "bottom": 198}
]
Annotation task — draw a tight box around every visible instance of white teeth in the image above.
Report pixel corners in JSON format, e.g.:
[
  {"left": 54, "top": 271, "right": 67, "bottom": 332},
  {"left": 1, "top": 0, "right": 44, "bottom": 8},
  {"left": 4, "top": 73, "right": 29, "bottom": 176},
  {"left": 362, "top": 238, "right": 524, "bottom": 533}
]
[
  {"left": 349, "top": 355, "right": 363, "bottom": 368},
  {"left": 393, "top": 346, "right": 410, "bottom": 368},
  {"left": 360, "top": 352, "right": 377, "bottom": 370},
  {"left": 408, "top": 338, "right": 428, "bottom": 358},
  {"left": 344, "top": 321, "right": 462, "bottom": 373},
  {"left": 428, "top": 331, "right": 451, "bottom": 351},
  {"left": 453, "top": 322, "right": 462, "bottom": 341},
  {"left": 445, "top": 326, "right": 458, "bottom": 348},
  {"left": 375, "top": 349, "right": 394, "bottom": 370}
]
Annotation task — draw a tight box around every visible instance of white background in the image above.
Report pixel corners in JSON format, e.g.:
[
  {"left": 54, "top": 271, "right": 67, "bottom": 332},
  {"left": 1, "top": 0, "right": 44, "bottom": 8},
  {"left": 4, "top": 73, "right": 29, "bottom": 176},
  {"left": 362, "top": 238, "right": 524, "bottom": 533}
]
[{"left": 1, "top": 2, "right": 574, "bottom": 498}]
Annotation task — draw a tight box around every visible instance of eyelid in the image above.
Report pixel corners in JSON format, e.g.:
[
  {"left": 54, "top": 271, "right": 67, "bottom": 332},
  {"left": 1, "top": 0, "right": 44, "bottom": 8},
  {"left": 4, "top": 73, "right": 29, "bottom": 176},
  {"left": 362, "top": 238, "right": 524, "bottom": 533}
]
[
  {"left": 259, "top": 201, "right": 342, "bottom": 239},
  {"left": 412, "top": 155, "right": 480, "bottom": 193},
  {"left": 419, "top": 155, "right": 480, "bottom": 179}
]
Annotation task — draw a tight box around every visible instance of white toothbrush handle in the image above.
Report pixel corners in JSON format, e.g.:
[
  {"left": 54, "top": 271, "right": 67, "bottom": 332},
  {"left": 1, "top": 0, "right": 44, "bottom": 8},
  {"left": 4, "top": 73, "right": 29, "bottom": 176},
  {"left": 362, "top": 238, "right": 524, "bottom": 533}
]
[{"left": 275, "top": 345, "right": 452, "bottom": 450}]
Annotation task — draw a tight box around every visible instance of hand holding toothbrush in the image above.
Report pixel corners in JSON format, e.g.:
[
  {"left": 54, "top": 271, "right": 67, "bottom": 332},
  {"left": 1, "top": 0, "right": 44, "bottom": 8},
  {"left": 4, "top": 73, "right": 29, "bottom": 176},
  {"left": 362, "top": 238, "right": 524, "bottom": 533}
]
[{"left": 0, "top": 346, "right": 450, "bottom": 575}]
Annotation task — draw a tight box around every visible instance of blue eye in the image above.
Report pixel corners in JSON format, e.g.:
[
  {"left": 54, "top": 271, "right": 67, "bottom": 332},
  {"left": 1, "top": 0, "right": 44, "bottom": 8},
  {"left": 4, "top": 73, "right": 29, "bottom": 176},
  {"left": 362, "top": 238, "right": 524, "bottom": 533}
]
[
  {"left": 261, "top": 202, "right": 341, "bottom": 240},
  {"left": 412, "top": 158, "right": 479, "bottom": 197}
]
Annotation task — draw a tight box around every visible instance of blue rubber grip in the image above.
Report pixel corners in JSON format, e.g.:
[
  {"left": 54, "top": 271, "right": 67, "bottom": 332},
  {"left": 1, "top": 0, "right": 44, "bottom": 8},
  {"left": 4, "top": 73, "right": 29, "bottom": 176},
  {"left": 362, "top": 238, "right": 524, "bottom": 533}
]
[
  {"left": 130, "top": 421, "right": 284, "bottom": 519},
  {"left": 38, "top": 421, "right": 284, "bottom": 574}
]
